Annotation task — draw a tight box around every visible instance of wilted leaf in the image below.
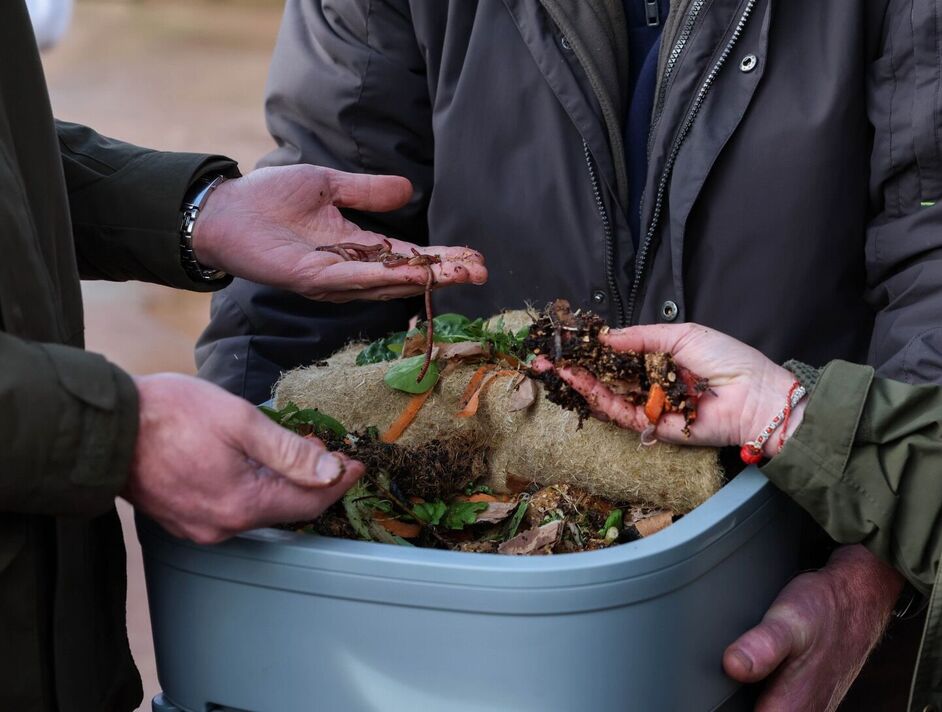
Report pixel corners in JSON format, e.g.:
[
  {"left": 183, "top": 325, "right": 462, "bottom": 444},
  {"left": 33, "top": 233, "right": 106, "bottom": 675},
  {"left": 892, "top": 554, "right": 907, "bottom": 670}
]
[
  {"left": 439, "top": 341, "right": 487, "bottom": 360},
  {"left": 634, "top": 511, "right": 673, "bottom": 538},
  {"left": 508, "top": 376, "right": 537, "bottom": 412},
  {"left": 474, "top": 502, "right": 518, "bottom": 524},
  {"left": 498, "top": 520, "right": 563, "bottom": 555}
]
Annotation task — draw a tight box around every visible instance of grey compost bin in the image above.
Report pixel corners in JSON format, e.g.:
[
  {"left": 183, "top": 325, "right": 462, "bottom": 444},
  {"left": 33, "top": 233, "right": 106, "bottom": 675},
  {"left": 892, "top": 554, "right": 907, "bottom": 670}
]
[{"left": 139, "top": 467, "right": 800, "bottom": 712}]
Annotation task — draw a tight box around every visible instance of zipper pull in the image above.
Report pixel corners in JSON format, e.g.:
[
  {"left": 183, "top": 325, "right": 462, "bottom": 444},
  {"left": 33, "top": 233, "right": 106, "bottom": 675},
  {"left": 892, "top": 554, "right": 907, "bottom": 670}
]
[{"left": 645, "top": 0, "right": 661, "bottom": 26}]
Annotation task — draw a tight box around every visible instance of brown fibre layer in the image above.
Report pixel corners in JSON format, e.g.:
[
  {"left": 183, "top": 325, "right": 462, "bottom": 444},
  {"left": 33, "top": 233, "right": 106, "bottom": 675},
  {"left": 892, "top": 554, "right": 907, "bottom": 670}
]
[{"left": 275, "top": 344, "right": 723, "bottom": 514}]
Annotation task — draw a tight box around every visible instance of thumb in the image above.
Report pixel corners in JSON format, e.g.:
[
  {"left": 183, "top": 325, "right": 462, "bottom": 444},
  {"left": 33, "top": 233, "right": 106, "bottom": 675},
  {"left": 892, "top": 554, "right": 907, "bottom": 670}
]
[
  {"left": 327, "top": 169, "right": 413, "bottom": 212},
  {"left": 241, "top": 410, "right": 350, "bottom": 487},
  {"left": 723, "top": 613, "right": 799, "bottom": 684},
  {"left": 601, "top": 324, "right": 689, "bottom": 354}
]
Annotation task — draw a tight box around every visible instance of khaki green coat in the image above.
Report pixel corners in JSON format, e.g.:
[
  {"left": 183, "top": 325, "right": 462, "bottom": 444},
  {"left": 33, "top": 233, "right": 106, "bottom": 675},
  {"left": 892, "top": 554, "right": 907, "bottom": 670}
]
[
  {"left": 765, "top": 361, "right": 942, "bottom": 712},
  {"left": 1, "top": 3, "right": 234, "bottom": 709}
]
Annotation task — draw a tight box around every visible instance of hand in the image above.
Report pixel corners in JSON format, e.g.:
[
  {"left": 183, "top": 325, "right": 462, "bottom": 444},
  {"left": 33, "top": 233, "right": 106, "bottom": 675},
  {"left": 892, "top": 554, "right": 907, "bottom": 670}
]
[
  {"left": 123, "top": 373, "right": 364, "bottom": 544},
  {"left": 536, "top": 323, "right": 805, "bottom": 457},
  {"left": 191, "top": 165, "right": 487, "bottom": 301},
  {"left": 724, "top": 545, "right": 904, "bottom": 711}
]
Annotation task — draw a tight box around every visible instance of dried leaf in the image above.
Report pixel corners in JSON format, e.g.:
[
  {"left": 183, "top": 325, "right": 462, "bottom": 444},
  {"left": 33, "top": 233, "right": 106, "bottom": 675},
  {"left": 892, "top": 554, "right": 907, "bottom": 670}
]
[
  {"left": 507, "top": 376, "right": 537, "bottom": 412},
  {"left": 635, "top": 511, "right": 673, "bottom": 538},
  {"left": 498, "top": 520, "right": 563, "bottom": 555},
  {"left": 438, "top": 341, "right": 487, "bottom": 360},
  {"left": 474, "top": 501, "right": 518, "bottom": 524}
]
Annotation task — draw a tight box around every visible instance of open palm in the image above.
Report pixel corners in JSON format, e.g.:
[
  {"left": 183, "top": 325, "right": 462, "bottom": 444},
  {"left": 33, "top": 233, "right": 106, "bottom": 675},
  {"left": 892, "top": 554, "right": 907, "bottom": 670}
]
[
  {"left": 192, "top": 164, "right": 487, "bottom": 301},
  {"left": 547, "top": 323, "right": 797, "bottom": 451}
]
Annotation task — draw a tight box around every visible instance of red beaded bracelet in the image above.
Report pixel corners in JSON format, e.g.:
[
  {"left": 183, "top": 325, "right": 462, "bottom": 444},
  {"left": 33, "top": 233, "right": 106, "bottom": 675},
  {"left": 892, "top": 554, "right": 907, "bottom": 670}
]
[{"left": 740, "top": 382, "right": 807, "bottom": 465}]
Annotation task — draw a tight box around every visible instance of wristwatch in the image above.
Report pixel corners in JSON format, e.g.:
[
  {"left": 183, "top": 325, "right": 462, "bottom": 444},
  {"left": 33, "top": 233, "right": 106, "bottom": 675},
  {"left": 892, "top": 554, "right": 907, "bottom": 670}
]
[{"left": 179, "top": 174, "right": 228, "bottom": 282}]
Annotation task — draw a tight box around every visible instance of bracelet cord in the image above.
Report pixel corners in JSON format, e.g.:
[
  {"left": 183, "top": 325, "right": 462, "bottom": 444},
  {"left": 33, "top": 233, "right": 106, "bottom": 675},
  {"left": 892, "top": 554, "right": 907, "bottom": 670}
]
[{"left": 740, "top": 382, "right": 807, "bottom": 465}]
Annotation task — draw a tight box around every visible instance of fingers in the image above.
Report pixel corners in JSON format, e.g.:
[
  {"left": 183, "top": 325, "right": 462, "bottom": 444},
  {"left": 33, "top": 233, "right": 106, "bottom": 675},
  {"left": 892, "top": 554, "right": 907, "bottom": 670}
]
[
  {"left": 240, "top": 409, "right": 352, "bottom": 487},
  {"left": 723, "top": 611, "right": 801, "bottom": 684},
  {"left": 249, "top": 459, "right": 365, "bottom": 528},
  {"left": 555, "top": 365, "right": 679, "bottom": 435},
  {"left": 601, "top": 323, "right": 691, "bottom": 353},
  {"left": 300, "top": 254, "right": 487, "bottom": 299},
  {"left": 327, "top": 169, "right": 413, "bottom": 212}
]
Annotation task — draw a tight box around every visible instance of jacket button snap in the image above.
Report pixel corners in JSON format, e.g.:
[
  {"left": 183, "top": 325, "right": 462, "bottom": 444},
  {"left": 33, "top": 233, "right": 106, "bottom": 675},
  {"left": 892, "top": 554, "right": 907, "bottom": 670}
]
[
  {"left": 560, "top": 36, "right": 573, "bottom": 52},
  {"left": 661, "top": 300, "right": 679, "bottom": 322},
  {"left": 740, "top": 54, "right": 758, "bottom": 73},
  {"left": 591, "top": 290, "right": 607, "bottom": 304}
]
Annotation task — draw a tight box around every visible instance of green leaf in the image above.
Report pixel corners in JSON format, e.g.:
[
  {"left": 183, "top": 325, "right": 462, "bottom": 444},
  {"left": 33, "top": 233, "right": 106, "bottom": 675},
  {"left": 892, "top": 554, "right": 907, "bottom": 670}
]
[
  {"left": 463, "top": 482, "right": 493, "bottom": 496},
  {"left": 293, "top": 408, "right": 348, "bottom": 437},
  {"left": 384, "top": 355, "right": 440, "bottom": 393},
  {"left": 342, "top": 483, "right": 378, "bottom": 541},
  {"left": 258, "top": 402, "right": 347, "bottom": 437},
  {"left": 412, "top": 501, "right": 447, "bottom": 526},
  {"left": 598, "top": 509, "right": 623, "bottom": 536},
  {"left": 259, "top": 404, "right": 287, "bottom": 423},
  {"left": 442, "top": 501, "right": 488, "bottom": 530},
  {"left": 505, "top": 498, "right": 529, "bottom": 539},
  {"left": 356, "top": 331, "right": 407, "bottom": 365},
  {"left": 432, "top": 313, "right": 472, "bottom": 335}
]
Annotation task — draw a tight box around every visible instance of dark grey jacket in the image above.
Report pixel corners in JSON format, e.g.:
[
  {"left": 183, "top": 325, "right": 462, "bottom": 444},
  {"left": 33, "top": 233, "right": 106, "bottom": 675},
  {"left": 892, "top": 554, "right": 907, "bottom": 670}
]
[{"left": 197, "top": 0, "right": 942, "bottom": 412}]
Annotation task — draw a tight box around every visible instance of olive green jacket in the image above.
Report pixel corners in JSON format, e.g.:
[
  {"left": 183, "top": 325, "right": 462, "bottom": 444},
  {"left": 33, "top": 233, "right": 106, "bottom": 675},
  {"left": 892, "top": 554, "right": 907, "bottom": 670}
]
[
  {"left": 1, "top": 3, "right": 235, "bottom": 710},
  {"left": 764, "top": 361, "right": 942, "bottom": 712}
]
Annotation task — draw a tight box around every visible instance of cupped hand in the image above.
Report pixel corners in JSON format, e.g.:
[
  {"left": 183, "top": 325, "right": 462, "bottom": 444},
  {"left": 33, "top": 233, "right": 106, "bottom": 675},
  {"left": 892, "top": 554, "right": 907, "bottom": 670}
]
[
  {"left": 535, "top": 323, "right": 803, "bottom": 457},
  {"left": 724, "top": 545, "right": 904, "bottom": 711},
  {"left": 191, "top": 165, "right": 488, "bottom": 301},
  {"left": 123, "top": 373, "right": 363, "bottom": 544}
]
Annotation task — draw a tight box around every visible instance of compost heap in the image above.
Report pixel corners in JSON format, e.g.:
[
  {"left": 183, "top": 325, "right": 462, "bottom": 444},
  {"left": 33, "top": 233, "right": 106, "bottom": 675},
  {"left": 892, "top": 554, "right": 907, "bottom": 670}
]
[{"left": 270, "top": 301, "right": 723, "bottom": 555}]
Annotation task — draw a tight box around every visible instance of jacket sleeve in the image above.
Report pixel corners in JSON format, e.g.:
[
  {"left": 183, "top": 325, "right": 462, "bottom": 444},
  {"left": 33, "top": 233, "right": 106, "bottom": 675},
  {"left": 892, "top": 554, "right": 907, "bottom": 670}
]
[
  {"left": 196, "top": 0, "right": 429, "bottom": 401},
  {"left": 57, "top": 121, "right": 239, "bottom": 291},
  {"left": 0, "top": 331, "right": 138, "bottom": 517},
  {"left": 763, "top": 360, "right": 942, "bottom": 594},
  {"left": 865, "top": 0, "right": 942, "bottom": 384}
]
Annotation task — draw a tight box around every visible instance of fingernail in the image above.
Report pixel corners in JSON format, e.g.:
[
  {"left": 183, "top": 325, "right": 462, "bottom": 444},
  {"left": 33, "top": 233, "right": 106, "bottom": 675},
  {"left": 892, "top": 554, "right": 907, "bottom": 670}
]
[
  {"left": 730, "top": 649, "right": 753, "bottom": 674},
  {"left": 314, "top": 452, "right": 346, "bottom": 485}
]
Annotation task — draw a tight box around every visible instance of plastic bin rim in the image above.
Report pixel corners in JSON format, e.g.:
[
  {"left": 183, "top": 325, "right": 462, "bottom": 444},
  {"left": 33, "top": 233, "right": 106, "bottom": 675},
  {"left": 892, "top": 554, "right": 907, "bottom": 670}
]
[{"left": 138, "top": 468, "right": 777, "bottom": 588}]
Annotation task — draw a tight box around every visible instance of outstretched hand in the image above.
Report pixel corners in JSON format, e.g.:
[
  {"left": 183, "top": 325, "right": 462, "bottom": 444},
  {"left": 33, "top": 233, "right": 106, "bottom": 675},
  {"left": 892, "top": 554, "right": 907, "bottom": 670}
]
[
  {"left": 535, "top": 323, "right": 802, "bottom": 457},
  {"left": 191, "top": 165, "right": 487, "bottom": 301}
]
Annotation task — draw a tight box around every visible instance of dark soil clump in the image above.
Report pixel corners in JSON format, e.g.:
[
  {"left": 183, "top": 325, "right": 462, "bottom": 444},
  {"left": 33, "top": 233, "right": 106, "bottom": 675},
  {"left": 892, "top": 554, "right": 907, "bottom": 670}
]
[{"left": 525, "top": 300, "right": 709, "bottom": 432}]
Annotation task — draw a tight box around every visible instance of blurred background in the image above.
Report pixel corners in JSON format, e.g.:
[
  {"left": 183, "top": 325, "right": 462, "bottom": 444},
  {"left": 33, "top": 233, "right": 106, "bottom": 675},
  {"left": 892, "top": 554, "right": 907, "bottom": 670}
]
[{"left": 38, "top": 0, "right": 284, "bottom": 706}]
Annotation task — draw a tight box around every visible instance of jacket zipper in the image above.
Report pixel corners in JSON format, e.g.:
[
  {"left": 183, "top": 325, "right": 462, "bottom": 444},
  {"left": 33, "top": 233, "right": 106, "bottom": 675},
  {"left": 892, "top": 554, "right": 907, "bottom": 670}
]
[
  {"left": 645, "top": 0, "right": 661, "bottom": 26},
  {"left": 584, "top": 141, "right": 626, "bottom": 325},
  {"left": 648, "top": 0, "right": 707, "bottom": 159},
  {"left": 626, "top": 0, "right": 758, "bottom": 323}
]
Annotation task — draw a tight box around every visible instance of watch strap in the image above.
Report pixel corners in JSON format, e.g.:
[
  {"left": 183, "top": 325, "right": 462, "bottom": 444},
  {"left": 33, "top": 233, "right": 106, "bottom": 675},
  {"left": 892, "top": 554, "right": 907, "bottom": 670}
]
[{"left": 180, "top": 174, "right": 228, "bottom": 282}]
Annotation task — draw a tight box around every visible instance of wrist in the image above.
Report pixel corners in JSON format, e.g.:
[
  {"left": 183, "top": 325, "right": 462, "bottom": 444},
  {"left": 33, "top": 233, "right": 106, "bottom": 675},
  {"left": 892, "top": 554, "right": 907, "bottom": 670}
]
[
  {"left": 825, "top": 545, "right": 905, "bottom": 615},
  {"left": 181, "top": 175, "right": 229, "bottom": 281},
  {"left": 742, "top": 365, "right": 806, "bottom": 460}
]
